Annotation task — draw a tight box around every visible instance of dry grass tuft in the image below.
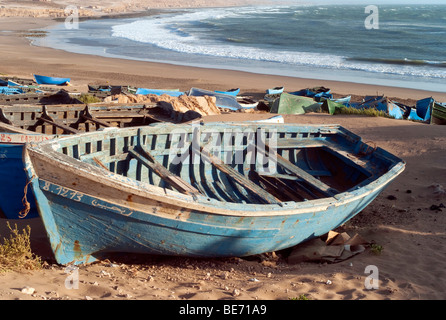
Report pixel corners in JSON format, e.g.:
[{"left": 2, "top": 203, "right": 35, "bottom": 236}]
[{"left": 0, "top": 222, "right": 42, "bottom": 273}]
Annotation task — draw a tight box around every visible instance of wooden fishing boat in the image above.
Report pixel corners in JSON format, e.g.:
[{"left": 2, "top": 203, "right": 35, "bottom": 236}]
[
  {"left": 0, "top": 77, "right": 35, "bottom": 87},
  {"left": 23, "top": 122, "right": 405, "bottom": 265},
  {"left": 0, "top": 103, "right": 187, "bottom": 219},
  {"left": 237, "top": 98, "right": 259, "bottom": 109},
  {"left": 215, "top": 88, "right": 240, "bottom": 96},
  {"left": 350, "top": 96, "right": 405, "bottom": 119},
  {"left": 332, "top": 96, "right": 351, "bottom": 106},
  {"left": 7, "top": 80, "right": 22, "bottom": 87},
  {"left": 266, "top": 86, "right": 284, "bottom": 95},
  {"left": 0, "top": 87, "right": 24, "bottom": 95},
  {"left": 289, "top": 87, "right": 330, "bottom": 99},
  {"left": 414, "top": 97, "right": 446, "bottom": 124},
  {"left": 33, "top": 74, "right": 70, "bottom": 86}
]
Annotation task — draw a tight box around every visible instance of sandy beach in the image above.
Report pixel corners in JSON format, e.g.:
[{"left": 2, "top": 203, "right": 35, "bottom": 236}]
[{"left": 0, "top": 0, "right": 445, "bottom": 302}]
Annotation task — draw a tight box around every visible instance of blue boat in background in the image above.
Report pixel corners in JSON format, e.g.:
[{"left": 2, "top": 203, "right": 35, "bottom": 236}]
[
  {"left": 289, "top": 87, "right": 331, "bottom": 99},
  {"left": 136, "top": 88, "right": 184, "bottom": 97},
  {"left": 414, "top": 97, "right": 434, "bottom": 122},
  {"left": 7, "top": 80, "right": 22, "bottom": 87},
  {"left": 409, "top": 97, "right": 446, "bottom": 124},
  {"left": 214, "top": 88, "right": 240, "bottom": 96},
  {"left": 349, "top": 96, "right": 405, "bottom": 120},
  {"left": 0, "top": 87, "right": 24, "bottom": 95},
  {"left": 332, "top": 96, "right": 351, "bottom": 106},
  {"left": 386, "top": 100, "right": 405, "bottom": 120},
  {"left": 34, "top": 74, "right": 70, "bottom": 85},
  {"left": 189, "top": 87, "right": 242, "bottom": 111},
  {"left": 266, "top": 86, "right": 284, "bottom": 95},
  {"left": 23, "top": 122, "right": 404, "bottom": 265}
]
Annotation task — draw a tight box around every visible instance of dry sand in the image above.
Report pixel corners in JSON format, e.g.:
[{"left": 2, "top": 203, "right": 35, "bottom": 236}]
[{"left": 0, "top": 1, "right": 445, "bottom": 303}]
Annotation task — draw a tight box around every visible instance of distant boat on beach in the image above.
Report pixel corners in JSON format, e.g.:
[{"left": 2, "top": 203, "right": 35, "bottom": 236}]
[
  {"left": 214, "top": 88, "right": 240, "bottom": 96},
  {"left": 237, "top": 97, "right": 259, "bottom": 109},
  {"left": 33, "top": 74, "right": 71, "bottom": 85},
  {"left": 413, "top": 97, "right": 446, "bottom": 124},
  {"left": 266, "top": 86, "right": 284, "bottom": 95}
]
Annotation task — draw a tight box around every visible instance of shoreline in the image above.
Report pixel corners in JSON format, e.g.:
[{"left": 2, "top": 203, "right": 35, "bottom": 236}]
[{"left": 1, "top": 16, "right": 446, "bottom": 103}]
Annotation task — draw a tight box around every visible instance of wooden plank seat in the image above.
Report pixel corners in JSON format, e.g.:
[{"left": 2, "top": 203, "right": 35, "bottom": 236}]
[{"left": 128, "top": 145, "right": 201, "bottom": 198}]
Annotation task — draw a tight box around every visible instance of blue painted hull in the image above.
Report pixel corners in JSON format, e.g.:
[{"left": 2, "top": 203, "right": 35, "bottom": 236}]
[
  {"left": 387, "top": 101, "right": 405, "bottom": 120},
  {"left": 266, "top": 87, "right": 284, "bottom": 95},
  {"left": 33, "top": 74, "right": 70, "bottom": 85},
  {"left": 333, "top": 96, "right": 351, "bottom": 105},
  {"left": 415, "top": 97, "right": 434, "bottom": 122},
  {"left": 0, "top": 87, "right": 23, "bottom": 95},
  {"left": 214, "top": 88, "right": 240, "bottom": 96},
  {"left": 0, "top": 144, "right": 39, "bottom": 219},
  {"left": 23, "top": 123, "right": 405, "bottom": 265},
  {"left": 30, "top": 178, "right": 387, "bottom": 265}
]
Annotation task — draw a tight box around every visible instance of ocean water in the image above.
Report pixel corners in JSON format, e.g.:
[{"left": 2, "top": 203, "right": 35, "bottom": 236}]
[{"left": 33, "top": 5, "right": 446, "bottom": 92}]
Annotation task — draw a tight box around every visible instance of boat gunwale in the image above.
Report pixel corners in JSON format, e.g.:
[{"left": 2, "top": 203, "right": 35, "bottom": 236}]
[{"left": 23, "top": 123, "right": 406, "bottom": 217}]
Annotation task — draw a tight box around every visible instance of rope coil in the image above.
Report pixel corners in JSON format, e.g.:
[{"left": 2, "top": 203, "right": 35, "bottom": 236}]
[{"left": 19, "top": 175, "right": 35, "bottom": 219}]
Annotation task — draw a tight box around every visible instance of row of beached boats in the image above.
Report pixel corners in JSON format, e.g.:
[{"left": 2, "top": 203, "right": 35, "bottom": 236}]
[
  {"left": 0, "top": 76, "right": 407, "bottom": 265},
  {"left": 3, "top": 75, "right": 445, "bottom": 124},
  {"left": 264, "top": 86, "right": 446, "bottom": 125}
]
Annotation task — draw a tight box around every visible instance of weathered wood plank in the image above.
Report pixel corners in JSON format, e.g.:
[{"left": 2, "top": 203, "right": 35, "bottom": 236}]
[
  {"left": 37, "top": 116, "right": 80, "bottom": 134},
  {"left": 262, "top": 144, "right": 338, "bottom": 197},
  {"left": 80, "top": 112, "right": 112, "bottom": 127},
  {"left": 199, "top": 145, "right": 281, "bottom": 205},
  {"left": 128, "top": 146, "right": 200, "bottom": 197}
]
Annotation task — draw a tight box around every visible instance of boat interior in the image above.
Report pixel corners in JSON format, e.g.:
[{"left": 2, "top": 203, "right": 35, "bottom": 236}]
[{"left": 52, "top": 125, "right": 396, "bottom": 204}]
